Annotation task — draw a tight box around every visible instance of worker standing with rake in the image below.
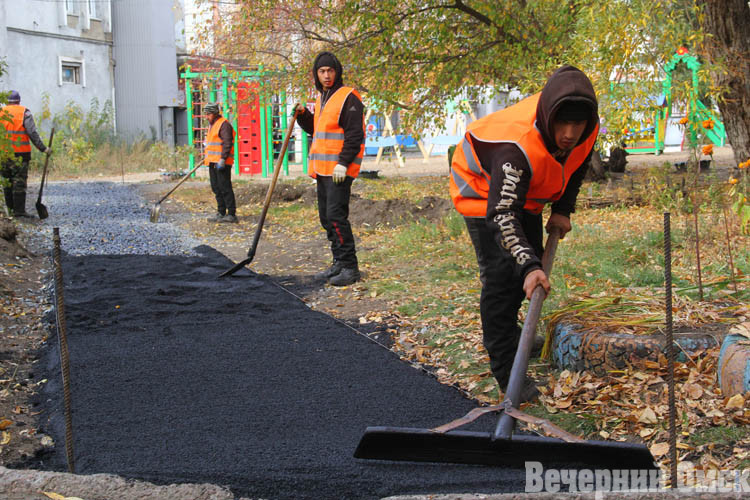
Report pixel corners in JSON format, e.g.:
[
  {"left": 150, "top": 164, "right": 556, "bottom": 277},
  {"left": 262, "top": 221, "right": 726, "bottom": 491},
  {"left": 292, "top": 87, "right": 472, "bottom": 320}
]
[
  {"left": 293, "top": 51, "right": 365, "bottom": 287},
  {"left": 450, "top": 66, "right": 600, "bottom": 403},
  {"left": 204, "top": 102, "right": 238, "bottom": 224}
]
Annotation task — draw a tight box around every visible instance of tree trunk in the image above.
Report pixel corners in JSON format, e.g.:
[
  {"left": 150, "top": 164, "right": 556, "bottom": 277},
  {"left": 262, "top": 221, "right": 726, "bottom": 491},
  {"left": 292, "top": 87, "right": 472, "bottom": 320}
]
[
  {"left": 586, "top": 149, "right": 607, "bottom": 181},
  {"left": 699, "top": 0, "right": 750, "bottom": 166}
]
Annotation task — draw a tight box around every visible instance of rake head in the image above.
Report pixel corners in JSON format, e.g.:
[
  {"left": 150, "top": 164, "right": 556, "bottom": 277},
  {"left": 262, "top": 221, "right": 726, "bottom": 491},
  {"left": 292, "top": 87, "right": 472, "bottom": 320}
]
[{"left": 149, "top": 202, "right": 160, "bottom": 223}]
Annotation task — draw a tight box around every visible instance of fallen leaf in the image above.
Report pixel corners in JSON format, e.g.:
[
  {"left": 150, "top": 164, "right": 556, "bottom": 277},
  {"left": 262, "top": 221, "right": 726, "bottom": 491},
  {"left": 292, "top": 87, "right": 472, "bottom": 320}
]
[
  {"left": 0, "top": 431, "right": 9, "bottom": 445},
  {"left": 0, "top": 419, "right": 12, "bottom": 430},
  {"left": 650, "top": 442, "right": 670, "bottom": 457},
  {"left": 638, "top": 407, "right": 658, "bottom": 424},
  {"left": 726, "top": 394, "right": 745, "bottom": 410},
  {"left": 684, "top": 383, "right": 703, "bottom": 399},
  {"left": 41, "top": 494, "right": 66, "bottom": 500}
]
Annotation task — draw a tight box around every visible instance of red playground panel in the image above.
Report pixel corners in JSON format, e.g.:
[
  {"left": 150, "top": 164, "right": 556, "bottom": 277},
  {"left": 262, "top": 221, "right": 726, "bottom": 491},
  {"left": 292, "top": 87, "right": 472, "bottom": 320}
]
[{"left": 236, "top": 82, "right": 262, "bottom": 175}]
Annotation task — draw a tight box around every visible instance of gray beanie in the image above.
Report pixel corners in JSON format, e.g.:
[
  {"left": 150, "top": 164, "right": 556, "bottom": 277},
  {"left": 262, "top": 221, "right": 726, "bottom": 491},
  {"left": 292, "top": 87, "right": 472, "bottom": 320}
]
[{"left": 204, "top": 102, "right": 220, "bottom": 114}]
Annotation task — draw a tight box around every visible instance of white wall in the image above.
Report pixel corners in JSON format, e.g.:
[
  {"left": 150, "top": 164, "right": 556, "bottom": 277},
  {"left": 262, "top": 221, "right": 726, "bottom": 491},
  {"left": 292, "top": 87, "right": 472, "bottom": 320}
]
[{"left": 1, "top": 0, "right": 113, "bottom": 123}]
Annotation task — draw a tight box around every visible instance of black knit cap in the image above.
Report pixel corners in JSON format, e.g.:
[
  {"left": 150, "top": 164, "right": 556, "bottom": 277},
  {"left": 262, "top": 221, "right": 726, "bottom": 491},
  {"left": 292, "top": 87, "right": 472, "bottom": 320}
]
[
  {"left": 554, "top": 100, "right": 592, "bottom": 122},
  {"left": 314, "top": 53, "right": 338, "bottom": 71}
]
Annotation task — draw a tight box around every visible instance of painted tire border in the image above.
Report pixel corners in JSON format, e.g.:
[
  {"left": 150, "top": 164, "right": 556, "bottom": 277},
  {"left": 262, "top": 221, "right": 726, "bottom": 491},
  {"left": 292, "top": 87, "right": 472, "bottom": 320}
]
[
  {"left": 551, "top": 321, "right": 723, "bottom": 375},
  {"left": 718, "top": 334, "right": 750, "bottom": 396}
]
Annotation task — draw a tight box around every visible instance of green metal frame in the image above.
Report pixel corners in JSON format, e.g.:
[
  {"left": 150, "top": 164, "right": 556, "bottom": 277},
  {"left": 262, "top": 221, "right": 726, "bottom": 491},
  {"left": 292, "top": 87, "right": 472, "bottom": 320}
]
[
  {"left": 662, "top": 50, "right": 726, "bottom": 148},
  {"left": 179, "top": 65, "right": 309, "bottom": 177}
]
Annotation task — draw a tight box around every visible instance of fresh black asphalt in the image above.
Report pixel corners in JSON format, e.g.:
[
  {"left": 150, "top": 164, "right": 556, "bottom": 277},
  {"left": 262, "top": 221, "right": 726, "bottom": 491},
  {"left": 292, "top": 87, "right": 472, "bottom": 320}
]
[{"left": 34, "top": 182, "right": 526, "bottom": 499}]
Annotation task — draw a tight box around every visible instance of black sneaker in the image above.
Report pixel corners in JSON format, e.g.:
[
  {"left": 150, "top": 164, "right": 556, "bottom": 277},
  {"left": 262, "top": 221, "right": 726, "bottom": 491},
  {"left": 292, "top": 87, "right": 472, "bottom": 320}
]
[
  {"left": 329, "top": 267, "right": 361, "bottom": 287},
  {"left": 207, "top": 213, "right": 224, "bottom": 222},
  {"left": 315, "top": 261, "right": 343, "bottom": 280},
  {"left": 219, "top": 214, "right": 238, "bottom": 223}
]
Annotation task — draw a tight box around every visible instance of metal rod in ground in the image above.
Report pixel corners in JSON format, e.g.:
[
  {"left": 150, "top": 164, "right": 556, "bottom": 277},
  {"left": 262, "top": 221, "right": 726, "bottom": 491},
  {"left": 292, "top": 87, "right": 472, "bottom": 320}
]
[
  {"left": 663, "top": 213, "right": 677, "bottom": 486},
  {"left": 690, "top": 194, "right": 704, "bottom": 300},
  {"left": 722, "top": 205, "right": 738, "bottom": 292},
  {"left": 52, "top": 227, "right": 75, "bottom": 474}
]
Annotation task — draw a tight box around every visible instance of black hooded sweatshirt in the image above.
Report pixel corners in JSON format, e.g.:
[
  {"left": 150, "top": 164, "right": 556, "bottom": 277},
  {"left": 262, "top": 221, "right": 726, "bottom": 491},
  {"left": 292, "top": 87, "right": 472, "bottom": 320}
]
[
  {"left": 296, "top": 52, "right": 365, "bottom": 168},
  {"left": 478, "top": 65, "right": 599, "bottom": 279}
]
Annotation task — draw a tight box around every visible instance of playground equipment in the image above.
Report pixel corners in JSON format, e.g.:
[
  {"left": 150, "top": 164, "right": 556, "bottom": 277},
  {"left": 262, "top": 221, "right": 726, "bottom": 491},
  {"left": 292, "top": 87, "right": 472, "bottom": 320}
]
[
  {"left": 624, "top": 48, "right": 726, "bottom": 155},
  {"left": 364, "top": 107, "right": 406, "bottom": 168},
  {"left": 417, "top": 99, "right": 475, "bottom": 163},
  {"left": 180, "top": 65, "right": 309, "bottom": 177}
]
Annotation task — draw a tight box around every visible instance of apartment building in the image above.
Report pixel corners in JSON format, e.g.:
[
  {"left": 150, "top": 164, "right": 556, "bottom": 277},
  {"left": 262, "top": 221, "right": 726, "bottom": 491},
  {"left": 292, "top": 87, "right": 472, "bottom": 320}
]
[{"left": 1, "top": 0, "right": 184, "bottom": 144}]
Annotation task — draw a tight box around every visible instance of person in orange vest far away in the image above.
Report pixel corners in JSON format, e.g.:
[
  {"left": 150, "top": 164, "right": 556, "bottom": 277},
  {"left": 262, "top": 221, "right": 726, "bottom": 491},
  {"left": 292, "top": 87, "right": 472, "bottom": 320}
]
[
  {"left": 450, "top": 66, "right": 599, "bottom": 403},
  {"left": 293, "top": 51, "right": 365, "bottom": 287},
  {"left": 1, "top": 90, "right": 51, "bottom": 218},
  {"left": 204, "top": 102, "right": 238, "bottom": 223}
]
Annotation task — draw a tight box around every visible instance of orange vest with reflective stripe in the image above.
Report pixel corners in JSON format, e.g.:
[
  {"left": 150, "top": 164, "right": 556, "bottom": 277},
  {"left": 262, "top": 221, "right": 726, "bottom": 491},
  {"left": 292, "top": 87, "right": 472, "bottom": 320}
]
[
  {"left": 2, "top": 105, "right": 31, "bottom": 153},
  {"left": 204, "top": 116, "right": 234, "bottom": 166},
  {"left": 309, "top": 86, "right": 364, "bottom": 179},
  {"left": 450, "top": 93, "right": 598, "bottom": 217}
]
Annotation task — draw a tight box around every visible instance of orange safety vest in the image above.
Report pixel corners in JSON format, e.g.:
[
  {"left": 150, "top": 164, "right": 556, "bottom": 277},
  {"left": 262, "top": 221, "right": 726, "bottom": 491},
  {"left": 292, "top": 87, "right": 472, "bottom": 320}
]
[
  {"left": 450, "top": 93, "right": 598, "bottom": 217},
  {"left": 1, "top": 105, "right": 31, "bottom": 153},
  {"left": 204, "top": 116, "right": 234, "bottom": 166},
  {"left": 309, "top": 86, "right": 365, "bottom": 179}
]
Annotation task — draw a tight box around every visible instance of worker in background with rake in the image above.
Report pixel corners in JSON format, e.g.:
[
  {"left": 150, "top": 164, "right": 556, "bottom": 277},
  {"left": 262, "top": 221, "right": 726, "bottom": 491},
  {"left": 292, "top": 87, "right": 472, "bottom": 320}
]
[
  {"left": 450, "top": 66, "right": 600, "bottom": 403},
  {"left": 204, "top": 102, "right": 238, "bottom": 224}
]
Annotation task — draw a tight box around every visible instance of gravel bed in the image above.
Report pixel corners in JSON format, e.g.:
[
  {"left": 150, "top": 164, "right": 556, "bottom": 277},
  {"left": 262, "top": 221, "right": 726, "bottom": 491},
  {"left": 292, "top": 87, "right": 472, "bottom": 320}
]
[{"left": 20, "top": 182, "right": 201, "bottom": 256}]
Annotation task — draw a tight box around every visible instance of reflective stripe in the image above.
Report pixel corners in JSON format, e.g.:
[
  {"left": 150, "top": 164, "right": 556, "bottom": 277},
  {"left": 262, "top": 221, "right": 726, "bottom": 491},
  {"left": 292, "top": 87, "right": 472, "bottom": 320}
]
[
  {"left": 205, "top": 141, "right": 222, "bottom": 146},
  {"left": 451, "top": 168, "right": 482, "bottom": 199},
  {"left": 462, "top": 138, "right": 482, "bottom": 176},
  {"left": 314, "top": 132, "right": 346, "bottom": 140},
  {"left": 310, "top": 153, "right": 362, "bottom": 165}
]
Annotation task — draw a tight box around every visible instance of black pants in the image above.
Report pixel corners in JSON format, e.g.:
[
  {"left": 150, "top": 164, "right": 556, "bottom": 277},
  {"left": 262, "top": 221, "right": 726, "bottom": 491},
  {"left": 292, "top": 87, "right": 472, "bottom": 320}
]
[
  {"left": 2, "top": 154, "right": 29, "bottom": 214},
  {"left": 464, "top": 213, "right": 543, "bottom": 388},
  {"left": 316, "top": 176, "right": 357, "bottom": 268},
  {"left": 208, "top": 163, "right": 236, "bottom": 216}
]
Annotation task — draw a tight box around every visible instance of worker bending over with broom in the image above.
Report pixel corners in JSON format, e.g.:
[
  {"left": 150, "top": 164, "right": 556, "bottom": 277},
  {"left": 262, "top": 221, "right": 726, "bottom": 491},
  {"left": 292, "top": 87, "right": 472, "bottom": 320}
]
[
  {"left": 293, "top": 51, "right": 365, "bottom": 287},
  {"left": 450, "top": 66, "right": 599, "bottom": 403}
]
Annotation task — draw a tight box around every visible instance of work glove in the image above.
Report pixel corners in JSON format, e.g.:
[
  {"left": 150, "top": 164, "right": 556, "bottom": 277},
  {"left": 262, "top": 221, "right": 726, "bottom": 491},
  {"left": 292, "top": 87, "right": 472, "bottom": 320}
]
[
  {"left": 333, "top": 164, "right": 347, "bottom": 184},
  {"left": 45, "top": 147, "right": 52, "bottom": 155},
  {"left": 216, "top": 158, "right": 226, "bottom": 170}
]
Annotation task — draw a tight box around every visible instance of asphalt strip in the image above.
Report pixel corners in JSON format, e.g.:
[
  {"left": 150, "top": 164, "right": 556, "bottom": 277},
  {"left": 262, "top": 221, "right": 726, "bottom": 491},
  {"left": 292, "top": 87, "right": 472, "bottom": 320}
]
[{"left": 37, "top": 244, "right": 525, "bottom": 499}]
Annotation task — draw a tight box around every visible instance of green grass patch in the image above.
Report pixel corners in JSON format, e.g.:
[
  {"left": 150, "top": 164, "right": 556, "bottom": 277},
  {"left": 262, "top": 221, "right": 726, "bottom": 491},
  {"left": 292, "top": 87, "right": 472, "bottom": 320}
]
[
  {"left": 523, "top": 404, "right": 600, "bottom": 438},
  {"left": 689, "top": 425, "right": 750, "bottom": 448}
]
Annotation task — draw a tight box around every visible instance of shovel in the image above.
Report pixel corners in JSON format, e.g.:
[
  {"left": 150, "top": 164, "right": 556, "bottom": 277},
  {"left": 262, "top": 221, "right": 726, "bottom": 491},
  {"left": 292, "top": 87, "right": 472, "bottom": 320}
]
[
  {"left": 354, "top": 228, "right": 657, "bottom": 471},
  {"left": 149, "top": 156, "right": 206, "bottom": 223},
  {"left": 219, "top": 109, "right": 301, "bottom": 278},
  {"left": 35, "top": 127, "right": 55, "bottom": 220}
]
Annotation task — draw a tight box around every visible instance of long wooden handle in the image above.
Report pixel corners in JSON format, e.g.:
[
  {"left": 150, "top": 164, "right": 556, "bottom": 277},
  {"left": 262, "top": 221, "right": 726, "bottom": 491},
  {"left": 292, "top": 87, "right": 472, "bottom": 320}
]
[
  {"left": 245, "top": 109, "right": 301, "bottom": 260},
  {"left": 156, "top": 156, "right": 206, "bottom": 205},
  {"left": 38, "top": 128, "right": 55, "bottom": 200}
]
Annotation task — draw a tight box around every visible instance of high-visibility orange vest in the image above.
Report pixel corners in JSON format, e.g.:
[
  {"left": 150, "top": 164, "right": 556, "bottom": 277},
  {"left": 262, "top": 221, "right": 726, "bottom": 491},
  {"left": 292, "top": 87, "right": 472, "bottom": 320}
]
[
  {"left": 450, "top": 93, "right": 598, "bottom": 217},
  {"left": 2, "top": 105, "right": 31, "bottom": 153},
  {"left": 309, "top": 86, "right": 365, "bottom": 179},
  {"left": 204, "top": 116, "right": 234, "bottom": 166}
]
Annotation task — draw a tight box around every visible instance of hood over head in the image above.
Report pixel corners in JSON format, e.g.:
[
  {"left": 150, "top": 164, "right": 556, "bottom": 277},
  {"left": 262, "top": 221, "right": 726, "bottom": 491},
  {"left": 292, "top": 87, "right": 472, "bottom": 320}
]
[
  {"left": 536, "top": 65, "right": 599, "bottom": 153},
  {"left": 312, "top": 51, "right": 344, "bottom": 92},
  {"left": 8, "top": 90, "right": 20, "bottom": 104}
]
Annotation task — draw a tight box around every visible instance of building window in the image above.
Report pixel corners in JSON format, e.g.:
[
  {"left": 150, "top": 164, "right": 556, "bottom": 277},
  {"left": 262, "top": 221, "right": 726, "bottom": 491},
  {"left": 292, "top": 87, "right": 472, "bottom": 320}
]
[
  {"left": 65, "top": 0, "right": 75, "bottom": 15},
  {"left": 88, "top": 0, "right": 99, "bottom": 19},
  {"left": 59, "top": 57, "right": 85, "bottom": 87},
  {"left": 62, "top": 64, "right": 81, "bottom": 84}
]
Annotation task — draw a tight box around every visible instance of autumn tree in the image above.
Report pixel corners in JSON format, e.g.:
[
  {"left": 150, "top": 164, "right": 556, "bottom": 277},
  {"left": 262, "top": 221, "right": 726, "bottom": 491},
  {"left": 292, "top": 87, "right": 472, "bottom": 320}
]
[
  {"left": 698, "top": 0, "right": 750, "bottom": 165},
  {"left": 194, "top": 1, "right": 714, "bottom": 148}
]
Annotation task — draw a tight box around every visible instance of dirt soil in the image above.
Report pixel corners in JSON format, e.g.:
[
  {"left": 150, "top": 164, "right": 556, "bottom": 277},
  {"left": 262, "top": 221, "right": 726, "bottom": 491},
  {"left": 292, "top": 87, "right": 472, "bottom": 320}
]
[{"left": 0, "top": 217, "right": 53, "bottom": 468}]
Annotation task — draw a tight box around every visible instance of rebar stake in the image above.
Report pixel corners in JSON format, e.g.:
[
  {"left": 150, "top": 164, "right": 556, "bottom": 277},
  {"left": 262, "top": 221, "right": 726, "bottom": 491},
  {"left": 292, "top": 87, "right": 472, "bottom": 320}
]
[
  {"left": 53, "top": 227, "right": 75, "bottom": 473},
  {"left": 664, "top": 213, "right": 677, "bottom": 487}
]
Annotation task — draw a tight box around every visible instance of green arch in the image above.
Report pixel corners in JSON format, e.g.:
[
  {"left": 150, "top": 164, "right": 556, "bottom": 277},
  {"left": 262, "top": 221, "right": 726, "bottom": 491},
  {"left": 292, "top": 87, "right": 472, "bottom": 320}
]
[{"left": 661, "top": 50, "right": 726, "bottom": 147}]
